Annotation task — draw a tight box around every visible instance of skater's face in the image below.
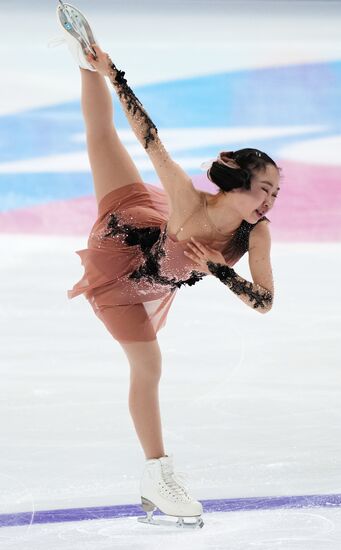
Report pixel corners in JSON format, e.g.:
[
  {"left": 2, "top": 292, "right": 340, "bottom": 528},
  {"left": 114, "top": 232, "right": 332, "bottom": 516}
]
[{"left": 232, "top": 163, "right": 280, "bottom": 223}]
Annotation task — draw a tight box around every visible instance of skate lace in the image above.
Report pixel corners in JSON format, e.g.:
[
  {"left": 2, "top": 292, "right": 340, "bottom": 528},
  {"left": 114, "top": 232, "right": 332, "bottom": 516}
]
[{"left": 161, "top": 465, "right": 190, "bottom": 497}]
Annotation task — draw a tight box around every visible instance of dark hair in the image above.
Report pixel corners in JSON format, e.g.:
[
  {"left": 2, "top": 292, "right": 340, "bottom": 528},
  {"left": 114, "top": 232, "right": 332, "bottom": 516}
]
[
  {"left": 207, "top": 148, "right": 282, "bottom": 265},
  {"left": 208, "top": 148, "right": 281, "bottom": 192}
]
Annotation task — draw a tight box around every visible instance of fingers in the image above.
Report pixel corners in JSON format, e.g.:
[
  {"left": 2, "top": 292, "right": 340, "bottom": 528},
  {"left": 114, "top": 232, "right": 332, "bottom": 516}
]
[
  {"left": 184, "top": 247, "right": 207, "bottom": 269},
  {"left": 190, "top": 236, "right": 205, "bottom": 249},
  {"left": 190, "top": 238, "right": 207, "bottom": 255},
  {"left": 187, "top": 242, "right": 204, "bottom": 261},
  {"left": 184, "top": 243, "right": 198, "bottom": 259},
  {"left": 86, "top": 52, "right": 97, "bottom": 63},
  {"left": 88, "top": 44, "right": 109, "bottom": 62},
  {"left": 91, "top": 43, "right": 104, "bottom": 54}
]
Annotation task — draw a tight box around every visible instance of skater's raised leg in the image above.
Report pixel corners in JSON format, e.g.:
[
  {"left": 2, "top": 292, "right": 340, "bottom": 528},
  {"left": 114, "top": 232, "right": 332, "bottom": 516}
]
[
  {"left": 120, "top": 339, "right": 166, "bottom": 460},
  {"left": 80, "top": 68, "right": 143, "bottom": 206}
]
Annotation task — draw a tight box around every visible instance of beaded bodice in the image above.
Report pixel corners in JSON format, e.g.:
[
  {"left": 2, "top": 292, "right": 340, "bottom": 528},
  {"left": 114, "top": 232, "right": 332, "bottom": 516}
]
[
  {"left": 88, "top": 187, "right": 269, "bottom": 299},
  {"left": 100, "top": 211, "right": 208, "bottom": 293}
]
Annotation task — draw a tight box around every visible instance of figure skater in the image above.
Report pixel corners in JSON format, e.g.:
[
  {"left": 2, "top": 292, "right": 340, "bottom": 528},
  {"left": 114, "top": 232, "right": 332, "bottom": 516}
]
[{"left": 57, "top": 1, "right": 281, "bottom": 529}]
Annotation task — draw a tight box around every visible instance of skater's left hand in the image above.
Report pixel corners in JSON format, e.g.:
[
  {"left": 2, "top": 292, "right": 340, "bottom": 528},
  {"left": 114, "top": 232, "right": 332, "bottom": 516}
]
[
  {"left": 184, "top": 237, "right": 227, "bottom": 274},
  {"left": 86, "top": 44, "right": 112, "bottom": 76}
]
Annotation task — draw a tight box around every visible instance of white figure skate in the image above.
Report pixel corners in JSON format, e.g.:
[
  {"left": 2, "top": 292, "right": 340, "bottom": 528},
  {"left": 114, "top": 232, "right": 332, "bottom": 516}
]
[
  {"left": 55, "top": 1, "right": 98, "bottom": 71},
  {"left": 138, "top": 455, "right": 204, "bottom": 529}
]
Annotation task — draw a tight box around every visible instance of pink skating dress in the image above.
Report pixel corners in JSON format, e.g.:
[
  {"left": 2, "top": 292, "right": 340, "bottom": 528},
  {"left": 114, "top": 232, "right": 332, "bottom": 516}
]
[{"left": 67, "top": 181, "right": 266, "bottom": 342}]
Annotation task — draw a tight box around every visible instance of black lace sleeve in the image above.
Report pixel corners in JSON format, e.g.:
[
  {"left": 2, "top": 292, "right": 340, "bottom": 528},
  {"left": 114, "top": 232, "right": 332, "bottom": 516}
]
[
  {"left": 206, "top": 261, "right": 273, "bottom": 313},
  {"left": 106, "top": 57, "right": 194, "bottom": 193},
  {"left": 107, "top": 59, "right": 158, "bottom": 150}
]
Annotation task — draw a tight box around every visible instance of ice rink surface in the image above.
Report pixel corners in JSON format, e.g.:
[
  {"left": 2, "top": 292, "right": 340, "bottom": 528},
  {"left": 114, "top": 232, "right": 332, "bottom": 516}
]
[{"left": 1, "top": 0, "right": 341, "bottom": 548}]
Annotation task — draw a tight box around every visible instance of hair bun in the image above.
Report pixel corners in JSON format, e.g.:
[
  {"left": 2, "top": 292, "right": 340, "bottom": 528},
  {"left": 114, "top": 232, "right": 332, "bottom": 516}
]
[{"left": 207, "top": 148, "right": 279, "bottom": 193}]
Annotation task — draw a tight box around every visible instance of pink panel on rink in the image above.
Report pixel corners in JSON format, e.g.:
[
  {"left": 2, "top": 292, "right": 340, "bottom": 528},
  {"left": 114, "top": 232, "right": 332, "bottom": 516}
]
[
  {"left": 0, "top": 195, "right": 99, "bottom": 236},
  {"left": 0, "top": 160, "right": 340, "bottom": 241}
]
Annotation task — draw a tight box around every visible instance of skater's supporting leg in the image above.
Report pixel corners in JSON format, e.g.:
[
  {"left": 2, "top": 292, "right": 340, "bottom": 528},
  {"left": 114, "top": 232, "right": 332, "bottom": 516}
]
[
  {"left": 80, "top": 68, "right": 143, "bottom": 206},
  {"left": 120, "top": 339, "right": 166, "bottom": 460}
]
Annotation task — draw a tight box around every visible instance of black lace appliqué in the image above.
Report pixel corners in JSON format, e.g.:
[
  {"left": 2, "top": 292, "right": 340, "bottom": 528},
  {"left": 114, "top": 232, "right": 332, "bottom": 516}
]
[
  {"left": 109, "top": 61, "right": 158, "bottom": 150},
  {"left": 206, "top": 261, "right": 273, "bottom": 310},
  {"left": 103, "top": 213, "right": 206, "bottom": 291},
  {"left": 104, "top": 213, "right": 161, "bottom": 252},
  {"left": 222, "top": 216, "right": 270, "bottom": 265}
]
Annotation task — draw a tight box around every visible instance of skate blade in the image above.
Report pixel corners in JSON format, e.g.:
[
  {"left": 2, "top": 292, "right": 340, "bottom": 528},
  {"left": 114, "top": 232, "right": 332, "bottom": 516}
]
[
  {"left": 139, "top": 497, "right": 204, "bottom": 528},
  {"left": 138, "top": 515, "right": 204, "bottom": 529},
  {"left": 57, "top": 3, "right": 97, "bottom": 57}
]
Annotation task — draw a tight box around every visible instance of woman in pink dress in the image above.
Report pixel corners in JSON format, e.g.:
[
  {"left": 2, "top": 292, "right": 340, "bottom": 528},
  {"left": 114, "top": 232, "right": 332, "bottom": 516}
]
[{"left": 59, "top": 1, "right": 280, "bottom": 528}]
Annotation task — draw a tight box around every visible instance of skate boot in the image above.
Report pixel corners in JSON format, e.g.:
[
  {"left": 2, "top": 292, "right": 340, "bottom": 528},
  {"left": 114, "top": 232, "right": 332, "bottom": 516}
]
[
  {"left": 138, "top": 454, "right": 204, "bottom": 529},
  {"left": 55, "top": 1, "right": 99, "bottom": 71}
]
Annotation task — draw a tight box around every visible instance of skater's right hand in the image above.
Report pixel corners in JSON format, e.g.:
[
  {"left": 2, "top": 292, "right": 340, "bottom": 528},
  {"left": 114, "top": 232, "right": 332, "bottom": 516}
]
[{"left": 86, "top": 44, "right": 112, "bottom": 77}]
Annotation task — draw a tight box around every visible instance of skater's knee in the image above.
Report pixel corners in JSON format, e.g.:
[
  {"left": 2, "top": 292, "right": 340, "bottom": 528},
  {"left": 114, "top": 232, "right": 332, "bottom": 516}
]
[
  {"left": 121, "top": 339, "right": 162, "bottom": 367},
  {"left": 120, "top": 338, "right": 162, "bottom": 384},
  {"left": 129, "top": 359, "right": 162, "bottom": 385}
]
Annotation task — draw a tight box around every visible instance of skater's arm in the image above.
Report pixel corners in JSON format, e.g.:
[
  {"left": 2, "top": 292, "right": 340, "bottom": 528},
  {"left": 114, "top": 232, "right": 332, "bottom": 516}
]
[
  {"left": 87, "top": 46, "right": 194, "bottom": 201},
  {"left": 207, "top": 262, "right": 273, "bottom": 313},
  {"left": 207, "top": 223, "right": 274, "bottom": 313},
  {"left": 107, "top": 62, "right": 194, "bottom": 198}
]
